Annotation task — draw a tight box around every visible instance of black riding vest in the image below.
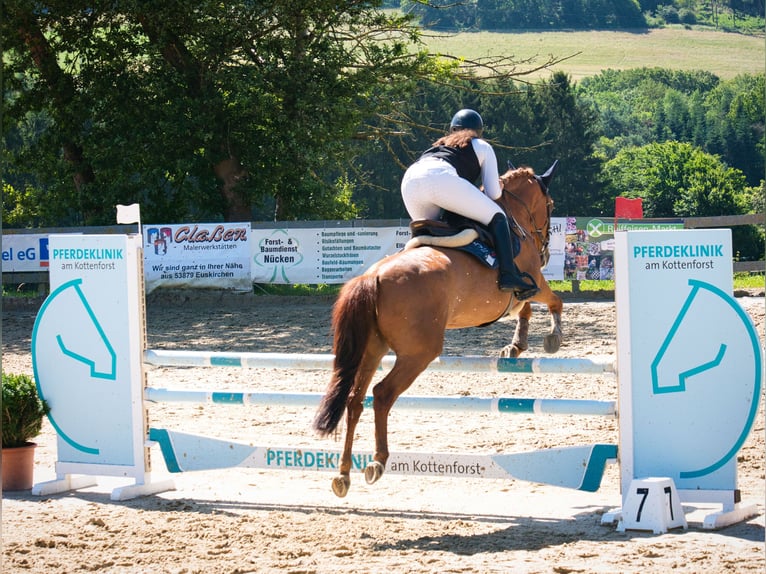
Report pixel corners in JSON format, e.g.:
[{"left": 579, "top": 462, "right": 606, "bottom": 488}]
[{"left": 419, "top": 142, "right": 481, "bottom": 184}]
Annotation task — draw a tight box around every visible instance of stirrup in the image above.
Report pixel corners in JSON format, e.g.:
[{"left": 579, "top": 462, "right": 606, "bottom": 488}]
[
  {"left": 497, "top": 281, "right": 539, "bottom": 300},
  {"left": 513, "top": 286, "right": 540, "bottom": 301},
  {"left": 497, "top": 271, "right": 539, "bottom": 300}
]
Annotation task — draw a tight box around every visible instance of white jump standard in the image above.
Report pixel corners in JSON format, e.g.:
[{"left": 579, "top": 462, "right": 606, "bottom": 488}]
[{"left": 30, "top": 228, "right": 762, "bottom": 533}]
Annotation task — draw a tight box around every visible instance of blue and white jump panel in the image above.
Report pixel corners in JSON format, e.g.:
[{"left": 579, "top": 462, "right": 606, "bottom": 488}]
[
  {"left": 148, "top": 427, "right": 618, "bottom": 492},
  {"left": 30, "top": 234, "right": 174, "bottom": 501},
  {"left": 607, "top": 229, "right": 762, "bottom": 530}
]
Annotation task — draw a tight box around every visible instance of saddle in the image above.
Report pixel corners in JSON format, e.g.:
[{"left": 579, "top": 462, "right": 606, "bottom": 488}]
[{"left": 405, "top": 212, "right": 524, "bottom": 270}]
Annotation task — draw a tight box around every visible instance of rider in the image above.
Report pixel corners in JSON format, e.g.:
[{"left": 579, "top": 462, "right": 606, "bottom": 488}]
[{"left": 400, "top": 108, "right": 539, "bottom": 300}]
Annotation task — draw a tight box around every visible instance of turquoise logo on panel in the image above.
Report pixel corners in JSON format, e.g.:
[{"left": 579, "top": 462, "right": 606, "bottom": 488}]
[
  {"left": 650, "top": 279, "right": 762, "bottom": 479},
  {"left": 31, "top": 278, "right": 117, "bottom": 455}
]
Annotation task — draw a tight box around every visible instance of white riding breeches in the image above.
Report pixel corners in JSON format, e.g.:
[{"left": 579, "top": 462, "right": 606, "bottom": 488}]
[{"left": 401, "top": 158, "right": 504, "bottom": 226}]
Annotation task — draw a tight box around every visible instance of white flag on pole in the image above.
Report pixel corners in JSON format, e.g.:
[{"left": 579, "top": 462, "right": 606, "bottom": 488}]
[{"left": 116, "top": 203, "right": 141, "bottom": 225}]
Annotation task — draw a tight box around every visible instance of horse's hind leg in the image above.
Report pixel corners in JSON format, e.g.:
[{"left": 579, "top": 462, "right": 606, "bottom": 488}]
[
  {"left": 501, "top": 302, "right": 532, "bottom": 358},
  {"left": 333, "top": 339, "right": 388, "bottom": 498},
  {"left": 365, "top": 353, "right": 436, "bottom": 485}
]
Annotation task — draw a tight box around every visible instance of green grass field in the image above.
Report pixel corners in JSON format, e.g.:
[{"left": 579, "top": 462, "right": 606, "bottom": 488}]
[{"left": 424, "top": 27, "right": 765, "bottom": 80}]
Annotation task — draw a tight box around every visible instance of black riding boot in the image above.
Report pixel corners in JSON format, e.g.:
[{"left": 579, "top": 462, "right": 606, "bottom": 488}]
[{"left": 488, "top": 213, "right": 540, "bottom": 300}]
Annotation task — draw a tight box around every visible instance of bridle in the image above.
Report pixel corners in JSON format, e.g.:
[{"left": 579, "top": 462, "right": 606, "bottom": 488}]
[{"left": 502, "top": 171, "right": 554, "bottom": 268}]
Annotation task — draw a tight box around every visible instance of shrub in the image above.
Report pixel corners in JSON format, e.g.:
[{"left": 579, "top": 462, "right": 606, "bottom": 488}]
[
  {"left": 2, "top": 373, "right": 49, "bottom": 448},
  {"left": 679, "top": 9, "right": 696, "bottom": 25},
  {"left": 658, "top": 5, "right": 680, "bottom": 24}
]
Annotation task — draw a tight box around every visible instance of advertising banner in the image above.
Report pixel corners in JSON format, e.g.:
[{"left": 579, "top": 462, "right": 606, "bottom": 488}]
[
  {"left": 543, "top": 217, "right": 566, "bottom": 281},
  {"left": 33, "top": 234, "right": 145, "bottom": 470},
  {"left": 615, "top": 229, "right": 761, "bottom": 499},
  {"left": 564, "top": 216, "right": 684, "bottom": 281},
  {"left": 252, "top": 219, "right": 568, "bottom": 285},
  {"left": 2, "top": 216, "right": 630, "bottom": 288},
  {"left": 251, "top": 225, "right": 411, "bottom": 284},
  {"left": 1, "top": 233, "right": 51, "bottom": 272},
  {"left": 143, "top": 223, "right": 252, "bottom": 292}
]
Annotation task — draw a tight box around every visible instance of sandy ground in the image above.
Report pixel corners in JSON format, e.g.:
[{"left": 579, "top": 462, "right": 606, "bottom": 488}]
[{"left": 2, "top": 291, "right": 764, "bottom": 573}]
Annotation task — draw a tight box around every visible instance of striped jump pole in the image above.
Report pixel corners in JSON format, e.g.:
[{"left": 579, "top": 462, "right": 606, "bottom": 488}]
[
  {"left": 143, "top": 349, "right": 616, "bottom": 376},
  {"left": 145, "top": 388, "right": 617, "bottom": 417}
]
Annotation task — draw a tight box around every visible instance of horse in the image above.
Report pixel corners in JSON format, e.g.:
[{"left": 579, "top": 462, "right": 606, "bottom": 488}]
[{"left": 313, "top": 161, "right": 562, "bottom": 497}]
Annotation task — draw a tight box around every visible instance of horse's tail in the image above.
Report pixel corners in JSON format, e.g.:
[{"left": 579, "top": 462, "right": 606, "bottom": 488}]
[{"left": 313, "top": 274, "right": 378, "bottom": 437}]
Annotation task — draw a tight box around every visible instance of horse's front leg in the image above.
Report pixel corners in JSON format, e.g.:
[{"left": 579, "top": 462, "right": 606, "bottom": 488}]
[{"left": 501, "top": 301, "right": 532, "bottom": 358}]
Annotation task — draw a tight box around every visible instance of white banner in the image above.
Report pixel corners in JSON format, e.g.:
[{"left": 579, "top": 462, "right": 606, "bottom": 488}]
[
  {"left": 543, "top": 217, "right": 566, "bottom": 281},
  {"left": 251, "top": 220, "right": 566, "bottom": 284},
  {"left": 1, "top": 233, "right": 51, "bottom": 272},
  {"left": 251, "top": 225, "right": 411, "bottom": 284},
  {"left": 614, "top": 229, "right": 761, "bottom": 496},
  {"left": 143, "top": 223, "right": 252, "bottom": 293}
]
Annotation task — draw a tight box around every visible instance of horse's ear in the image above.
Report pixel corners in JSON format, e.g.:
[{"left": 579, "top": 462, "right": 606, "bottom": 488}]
[
  {"left": 540, "top": 160, "right": 558, "bottom": 188},
  {"left": 507, "top": 160, "right": 516, "bottom": 170}
]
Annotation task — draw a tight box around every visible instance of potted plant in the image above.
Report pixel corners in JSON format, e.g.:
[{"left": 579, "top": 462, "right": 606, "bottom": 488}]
[{"left": 2, "top": 372, "right": 50, "bottom": 490}]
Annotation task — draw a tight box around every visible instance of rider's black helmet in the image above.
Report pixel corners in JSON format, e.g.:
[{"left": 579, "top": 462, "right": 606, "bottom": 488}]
[{"left": 450, "top": 109, "right": 483, "bottom": 135}]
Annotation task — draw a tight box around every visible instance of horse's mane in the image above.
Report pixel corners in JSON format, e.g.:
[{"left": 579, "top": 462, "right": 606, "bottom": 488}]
[{"left": 502, "top": 167, "right": 535, "bottom": 183}]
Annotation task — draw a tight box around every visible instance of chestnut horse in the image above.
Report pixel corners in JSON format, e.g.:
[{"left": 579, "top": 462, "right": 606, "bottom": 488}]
[{"left": 313, "top": 162, "right": 562, "bottom": 497}]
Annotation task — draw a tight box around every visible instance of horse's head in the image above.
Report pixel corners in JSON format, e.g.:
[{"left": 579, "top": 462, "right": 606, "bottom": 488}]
[{"left": 497, "top": 160, "right": 558, "bottom": 267}]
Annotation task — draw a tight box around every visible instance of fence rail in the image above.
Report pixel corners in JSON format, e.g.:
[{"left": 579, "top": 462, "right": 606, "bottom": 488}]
[
  {"left": 4, "top": 215, "right": 763, "bottom": 290},
  {"left": 682, "top": 214, "right": 765, "bottom": 274},
  {"left": 683, "top": 214, "right": 764, "bottom": 228}
]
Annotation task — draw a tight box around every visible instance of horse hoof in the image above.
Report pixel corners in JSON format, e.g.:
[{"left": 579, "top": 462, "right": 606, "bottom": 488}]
[
  {"left": 331, "top": 475, "right": 350, "bottom": 498},
  {"left": 543, "top": 334, "right": 561, "bottom": 354},
  {"left": 364, "top": 461, "right": 385, "bottom": 485},
  {"left": 500, "top": 344, "right": 522, "bottom": 358}
]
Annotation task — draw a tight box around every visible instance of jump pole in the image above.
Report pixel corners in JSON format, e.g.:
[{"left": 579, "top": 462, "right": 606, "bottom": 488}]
[
  {"left": 144, "top": 349, "right": 616, "bottom": 375},
  {"left": 30, "top": 227, "right": 762, "bottom": 532},
  {"left": 145, "top": 387, "right": 617, "bottom": 417}
]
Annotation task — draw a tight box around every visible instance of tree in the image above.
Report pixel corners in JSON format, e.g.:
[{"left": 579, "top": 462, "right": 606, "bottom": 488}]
[
  {"left": 4, "top": 1, "right": 573, "bottom": 225},
  {"left": 411, "top": 0, "right": 646, "bottom": 30},
  {"left": 604, "top": 141, "right": 745, "bottom": 215},
  {"left": 702, "top": 74, "right": 765, "bottom": 186},
  {"left": 2, "top": 0, "right": 443, "bottom": 224},
  {"left": 510, "top": 72, "right": 607, "bottom": 216},
  {"left": 578, "top": 69, "right": 764, "bottom": 187},
  {"left": 3, "top": 2, "right": 99, "bottom": 224},
  {"left": 603, "top": 140, "right": 763, "bottom": 259},
  {"left": 349, "top": 73, "right": 610, "bottom": 220}
]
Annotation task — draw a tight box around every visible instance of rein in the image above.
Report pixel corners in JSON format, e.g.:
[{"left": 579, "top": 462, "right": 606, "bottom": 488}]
[{"left": 503, "top": 177, "right": 553, "bottom": 267}]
